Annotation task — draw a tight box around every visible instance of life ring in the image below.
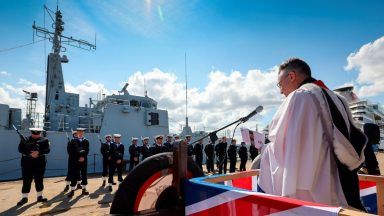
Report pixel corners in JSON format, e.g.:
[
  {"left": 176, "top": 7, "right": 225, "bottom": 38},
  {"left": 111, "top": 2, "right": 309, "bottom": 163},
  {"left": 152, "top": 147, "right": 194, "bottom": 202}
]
[{"left": 110, "top": 152, "right": 204, "bottom": 214}]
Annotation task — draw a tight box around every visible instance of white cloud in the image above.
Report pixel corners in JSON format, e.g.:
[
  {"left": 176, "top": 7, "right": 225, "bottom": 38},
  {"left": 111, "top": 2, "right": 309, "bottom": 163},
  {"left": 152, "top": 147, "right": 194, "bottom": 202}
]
[
  {"left": 126, "top": 68, "right": 281, "bottom": 135},
  {"left": 0, "top": 71, "right": 11, "bottom": 76},
  {"left": 1, "top": 68, "right": 281, "bottom": 138},
  {"left": 345, "top": 36, "right": 384, "bottom": 97}
]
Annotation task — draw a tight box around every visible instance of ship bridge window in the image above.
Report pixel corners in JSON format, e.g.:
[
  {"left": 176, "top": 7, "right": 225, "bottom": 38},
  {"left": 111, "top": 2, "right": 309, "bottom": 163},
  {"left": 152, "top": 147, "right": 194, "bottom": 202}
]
[
  {"left": 141, "top": 101, "right": 151, "bottom": 108},
  {"left": 130, "top": 100, "right": 139, "bottom": 107}
]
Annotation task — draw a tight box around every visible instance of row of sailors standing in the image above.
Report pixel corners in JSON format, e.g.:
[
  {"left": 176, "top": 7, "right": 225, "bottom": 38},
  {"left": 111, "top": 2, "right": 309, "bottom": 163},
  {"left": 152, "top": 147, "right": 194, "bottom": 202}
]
[
  {"left": 99, "top": 133, "right": 180, "bottom": 191},
  {"left": 189, "top": 136, "right": 260, "bottom": 174}
]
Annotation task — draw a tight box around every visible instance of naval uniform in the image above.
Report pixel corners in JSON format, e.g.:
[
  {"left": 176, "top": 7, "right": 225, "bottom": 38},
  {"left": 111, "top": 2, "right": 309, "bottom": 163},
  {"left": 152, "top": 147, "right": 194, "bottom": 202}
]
[
  {"left": 163, "top": 141, "right": 173, "bottom": 152},
  {"left": 216, "top": 141, "right": 227, "bottom": 174},
  {"left": 150, "top": 143, "right": 167, "bottom": 156},
  {"left": 18, "top": 136, "right": 50, "bottom": 196},
  {"left": 249, "top": 145, "right": 258, "bottom": 161},
  {"left": 187, "top": 143, "right": 194, "bottom": 157},
  {"left": 128, "top": 144, "right": 140, "bottom": 172},
  {"left": 193, "top": 142, "right": 204, "bottom": 170},
  {"left": 141, "top": 144, "right": 151, "bottom": 160},
  {"left": 65, "top": 138, "right": 81, "bottom": 190},
  {"left": 238, "top": 145, "right": 248, "bottom": 171},
  {"left": 100, "top": 141, "right": 113, "bottom": 180},
  {"left": 228, "top": 144, "right": 237, "bottom": 173},
  {"left": 68, "top": 137, "right": 89, "bottom": 189},
  {"left": 204, "top": 143, "right": 215, "bottom": 173},
  {"left": 109, "top": 142, "right": 125, "bottom": 184}
]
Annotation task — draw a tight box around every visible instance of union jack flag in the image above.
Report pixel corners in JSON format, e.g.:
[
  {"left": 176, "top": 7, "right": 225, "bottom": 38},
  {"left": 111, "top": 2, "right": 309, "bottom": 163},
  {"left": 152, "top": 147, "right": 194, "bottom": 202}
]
[
  {"left": 185, "top": 175, "right": 341, "bottom": 215},
  {"left": 360, "top": 180, "right": 377, "bottom": 214}
]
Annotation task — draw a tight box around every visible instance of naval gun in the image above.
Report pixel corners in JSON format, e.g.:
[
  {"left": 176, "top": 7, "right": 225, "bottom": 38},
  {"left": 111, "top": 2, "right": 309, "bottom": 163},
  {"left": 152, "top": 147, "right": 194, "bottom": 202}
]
[{"left": 110, "top": 106, "right": 263, "bottom": 214}]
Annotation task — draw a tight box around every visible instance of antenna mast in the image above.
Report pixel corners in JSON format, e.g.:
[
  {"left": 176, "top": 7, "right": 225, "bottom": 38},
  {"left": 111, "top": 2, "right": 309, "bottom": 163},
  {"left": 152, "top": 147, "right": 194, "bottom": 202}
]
[{"left": 185, "top": 53, "right": 189, "bottom": 128}]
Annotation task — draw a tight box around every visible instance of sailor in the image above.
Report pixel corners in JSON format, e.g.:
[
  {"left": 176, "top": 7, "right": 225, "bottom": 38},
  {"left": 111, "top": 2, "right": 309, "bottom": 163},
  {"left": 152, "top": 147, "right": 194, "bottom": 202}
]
[
  {"left": 238, "top": 142, "right": 248, "bottom": 171},
  {"left": 259, "top": 58, "right": 366, "bottom": 209},
  {"left": 64, "top": 130, "right": 82, "bottom": 191},
  {"left": 204, "top": 140, "right": 215, "bottom": 173},
  {"left": 193, "top": 139, "right": 204, "bottom": 170},
  {"left": 227, "top": 139, "right": 237, "bottom": 173},
  {"left": 150, "top": 135, "right": 166, "bottom": 155},
  {"left": 216, "top": 136, "right": 228, "bottom": 174},
  {"left": 249, "top": 143, "right": 258, "bottom": 162},
  {"left": 67, "top": 128, "right": 90, "bottom": 198},
  {"left": 163, "top": 135, "right": 173, "bottom": 152},
  {"left": 141, "top": 137, "right": 151, "bottom": 160},
  {"left": 108, "top": 134, "right": 124, "bottom": 192},
  {"left": 173, "top": 134, "right": 181, "bottom": 142},
  {"left": 100, "top": 134, "right": 113, "bottom": 187},
  {"left": 186, "top": 135, "right": 194, "bottom": 157},
  {"left": 128, "top": 137, "right": 140, "bottom": 172},
  {"left": 17, "top": 128, "right": 50, "bottom": 206}
]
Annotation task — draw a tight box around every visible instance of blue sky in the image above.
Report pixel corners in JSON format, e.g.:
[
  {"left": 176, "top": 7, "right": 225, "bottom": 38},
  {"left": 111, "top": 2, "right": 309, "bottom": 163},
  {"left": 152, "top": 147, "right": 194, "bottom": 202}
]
[{"left": 1, "top": 0, "right": 383, "bottom": 133}]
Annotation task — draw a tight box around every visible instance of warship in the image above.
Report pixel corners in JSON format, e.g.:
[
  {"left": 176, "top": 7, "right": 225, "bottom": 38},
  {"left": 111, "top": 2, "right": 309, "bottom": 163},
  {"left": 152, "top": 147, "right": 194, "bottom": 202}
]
[{"left": 0, "top": 6, "right": 169, "bottom": 181}]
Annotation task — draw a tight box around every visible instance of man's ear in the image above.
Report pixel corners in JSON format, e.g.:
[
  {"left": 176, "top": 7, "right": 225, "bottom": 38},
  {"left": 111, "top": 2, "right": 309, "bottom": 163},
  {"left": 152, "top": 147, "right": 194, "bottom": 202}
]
[{"left": 288, "top": 71, "right": 296, "bottom": 81}]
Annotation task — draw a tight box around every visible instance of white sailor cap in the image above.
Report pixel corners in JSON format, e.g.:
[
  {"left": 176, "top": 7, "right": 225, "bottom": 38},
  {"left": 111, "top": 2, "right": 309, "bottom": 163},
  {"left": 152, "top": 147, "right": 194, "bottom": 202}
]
[
  {"left": 76, "top": 128, "right": 86, "bottom": 131},
  {"left": 166, "top": 134, "right": 173, "bottom": 138},
  {"left": 113, "top": 134, "right": 122, "bottom": 138},
  {"left": 29, "top": 128, "right": 44, "bottom": 132},
  {"left": 173, "top": 134, "right": 180, "bottom": 138},
  {"left": 185, "top": 135, "right": 192, "bottom": 138},
  {"left": 142, "top": 137, "right": 149, "bottom": 141},
  {"left": 72, "top": 130, "right": 78, "bottom": 134},
  {"left": 132, "top": 137, "right": 138, "bottom": 141},
  {"left": 104, "top": 134, "right": 112, "bottom": 138},
  {"left": 155, "top": 134, "right": 164, "bottom": 139}
]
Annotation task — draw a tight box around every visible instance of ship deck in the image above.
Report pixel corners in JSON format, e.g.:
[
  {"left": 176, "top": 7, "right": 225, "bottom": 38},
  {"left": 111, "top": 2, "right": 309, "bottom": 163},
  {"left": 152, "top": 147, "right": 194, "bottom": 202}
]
[{"left": 2, "top": 154, "right": 384, "bottom": 216}]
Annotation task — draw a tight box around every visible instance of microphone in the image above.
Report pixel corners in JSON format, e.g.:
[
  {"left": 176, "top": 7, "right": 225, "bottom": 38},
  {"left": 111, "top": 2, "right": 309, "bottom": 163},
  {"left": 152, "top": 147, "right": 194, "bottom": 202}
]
[{"left": 241, "top": 105, "right": 263, "bottom": 123}]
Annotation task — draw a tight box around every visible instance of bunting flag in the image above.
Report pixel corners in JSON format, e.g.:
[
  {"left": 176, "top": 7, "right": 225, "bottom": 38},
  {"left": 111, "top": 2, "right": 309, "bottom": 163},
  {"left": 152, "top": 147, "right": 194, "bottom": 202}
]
[
  {"left": 185, "top": 175, "right": 341, "bottom": 216},
  {"left": 360, "top": 180, "right": 377, "bottom": 214}
]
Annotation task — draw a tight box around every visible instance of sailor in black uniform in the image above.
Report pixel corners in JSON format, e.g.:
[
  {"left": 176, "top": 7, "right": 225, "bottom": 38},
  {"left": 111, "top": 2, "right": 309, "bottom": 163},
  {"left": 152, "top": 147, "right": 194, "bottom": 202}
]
[
  {"left": 100, "top": 134, "right": 113, "bottom": 187},
  {"left": 238, "top": 142, "right": 248, "bottom": 171},
  {"left": 128, "top": 137, "right": 140, "bottom": 172},
  {"left": 17, "top": 128, "right": 50, "bottom": 206},
  {"left": 150, "top": 135, "right": 167, "bottom": 155},
  {"left": 141, "top": 137, "right": 151, "bottom": 161},
  {"left": 108, "top": 134, "right": 124, "bottom": 192},
  {"left": 163, "top": 135, "right": 173, "bottom": 152},
  {"left": 228, "top": 139, "right": 237, "bottom": 173},
  {"left": 216, "top": 136, "right": 228, "bottom": 174},
  {"left": 194, "top": 139, "right": 204, "bottom": 170},
  {"left": 67, "top": 128, "right": 90, "bottom": 198},
  {"left": 204, "top": 140, "right": 215, "bottom": 173},
  {"left": 64, "top": 131, "right": 81, "bottom": 191},
  {"left": 249, "top": 143, "right": 258, "bottom": 162},
  {"left": 186, "top": 135, "right": 194, "bottom": 157}
]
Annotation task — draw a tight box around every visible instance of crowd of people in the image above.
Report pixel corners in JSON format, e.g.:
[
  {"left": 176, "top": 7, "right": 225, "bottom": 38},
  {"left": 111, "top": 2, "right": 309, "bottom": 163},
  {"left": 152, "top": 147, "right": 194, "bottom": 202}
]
[
  {"left": 15, "top": 58, "right": 383, "bottom": 213},
  {"left": 16, "top": 127, "right": 263, "bottom": 206}
]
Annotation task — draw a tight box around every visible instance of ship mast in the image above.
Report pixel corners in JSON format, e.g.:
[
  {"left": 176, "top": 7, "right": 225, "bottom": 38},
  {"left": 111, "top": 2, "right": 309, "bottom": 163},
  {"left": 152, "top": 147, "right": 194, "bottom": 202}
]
[
  {"left": 32, "top": 4, "right": 96, "bottom": 130},
  {"left": 185, "top": 53, "right": 189, "bottom": 128}
]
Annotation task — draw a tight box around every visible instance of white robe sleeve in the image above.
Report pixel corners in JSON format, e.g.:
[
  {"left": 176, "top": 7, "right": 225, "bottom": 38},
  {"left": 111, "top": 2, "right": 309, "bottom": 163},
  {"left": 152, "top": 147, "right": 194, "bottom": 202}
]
[{"left": 259, "top": 89, "right": 347, "bottom": 206}]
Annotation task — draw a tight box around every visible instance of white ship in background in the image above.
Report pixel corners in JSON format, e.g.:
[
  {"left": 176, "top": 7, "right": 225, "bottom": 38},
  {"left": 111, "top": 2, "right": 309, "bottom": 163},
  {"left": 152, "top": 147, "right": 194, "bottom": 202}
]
[
  {"left": 0, "top": 6, "right": 169, "bottom": 181},
  {"left": 334, "top": 86, "right": 384, "bottom": 147}
]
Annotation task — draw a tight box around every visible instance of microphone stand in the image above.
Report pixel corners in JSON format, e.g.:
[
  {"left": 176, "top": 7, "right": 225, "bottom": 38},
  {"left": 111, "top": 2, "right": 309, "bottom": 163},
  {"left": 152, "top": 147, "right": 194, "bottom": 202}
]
[{"left": 190, "top": 111, "right": 254, "bottom": 145}]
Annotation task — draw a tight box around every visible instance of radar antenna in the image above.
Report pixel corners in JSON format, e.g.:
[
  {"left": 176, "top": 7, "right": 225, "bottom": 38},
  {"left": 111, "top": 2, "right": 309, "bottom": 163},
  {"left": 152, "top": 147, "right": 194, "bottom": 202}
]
[{"left": 32, "top": 5, "right": 96, "bottom": 54}]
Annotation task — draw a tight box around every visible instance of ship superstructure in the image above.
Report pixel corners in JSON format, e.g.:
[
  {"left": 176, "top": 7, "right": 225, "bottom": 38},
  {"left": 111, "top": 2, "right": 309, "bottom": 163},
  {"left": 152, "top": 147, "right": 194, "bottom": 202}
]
[{"left": 0, "top": 5, "right": 169, "bottom": 181}]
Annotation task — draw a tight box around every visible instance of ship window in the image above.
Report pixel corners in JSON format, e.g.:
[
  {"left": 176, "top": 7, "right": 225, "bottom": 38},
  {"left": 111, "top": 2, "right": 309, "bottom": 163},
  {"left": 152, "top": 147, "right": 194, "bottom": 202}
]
[
  {"left": 55, "top": 91, "right": 59, "bottom": 100},
  {"left": 141, "top": 101, "right": 150, "bottom": 108},
  {"left": 130, "top": 100, "right": 139, "bottom": 107}
]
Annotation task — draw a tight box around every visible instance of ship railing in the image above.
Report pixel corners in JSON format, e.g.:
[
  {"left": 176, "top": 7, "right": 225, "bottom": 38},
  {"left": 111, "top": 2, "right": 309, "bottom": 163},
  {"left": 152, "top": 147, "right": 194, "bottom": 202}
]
[
  {"left": 194, "top": 170, "right": 383, "bottom": 215},
  {"left": 0, "top": 153, "right": 102, "bottom": 177}
]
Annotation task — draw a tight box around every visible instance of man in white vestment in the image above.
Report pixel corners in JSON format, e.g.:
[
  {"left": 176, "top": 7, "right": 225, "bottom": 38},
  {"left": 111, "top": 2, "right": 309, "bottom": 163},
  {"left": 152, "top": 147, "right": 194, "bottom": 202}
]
[{"left": 259, "top": 58, "right": 366, "bottom": 210}]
